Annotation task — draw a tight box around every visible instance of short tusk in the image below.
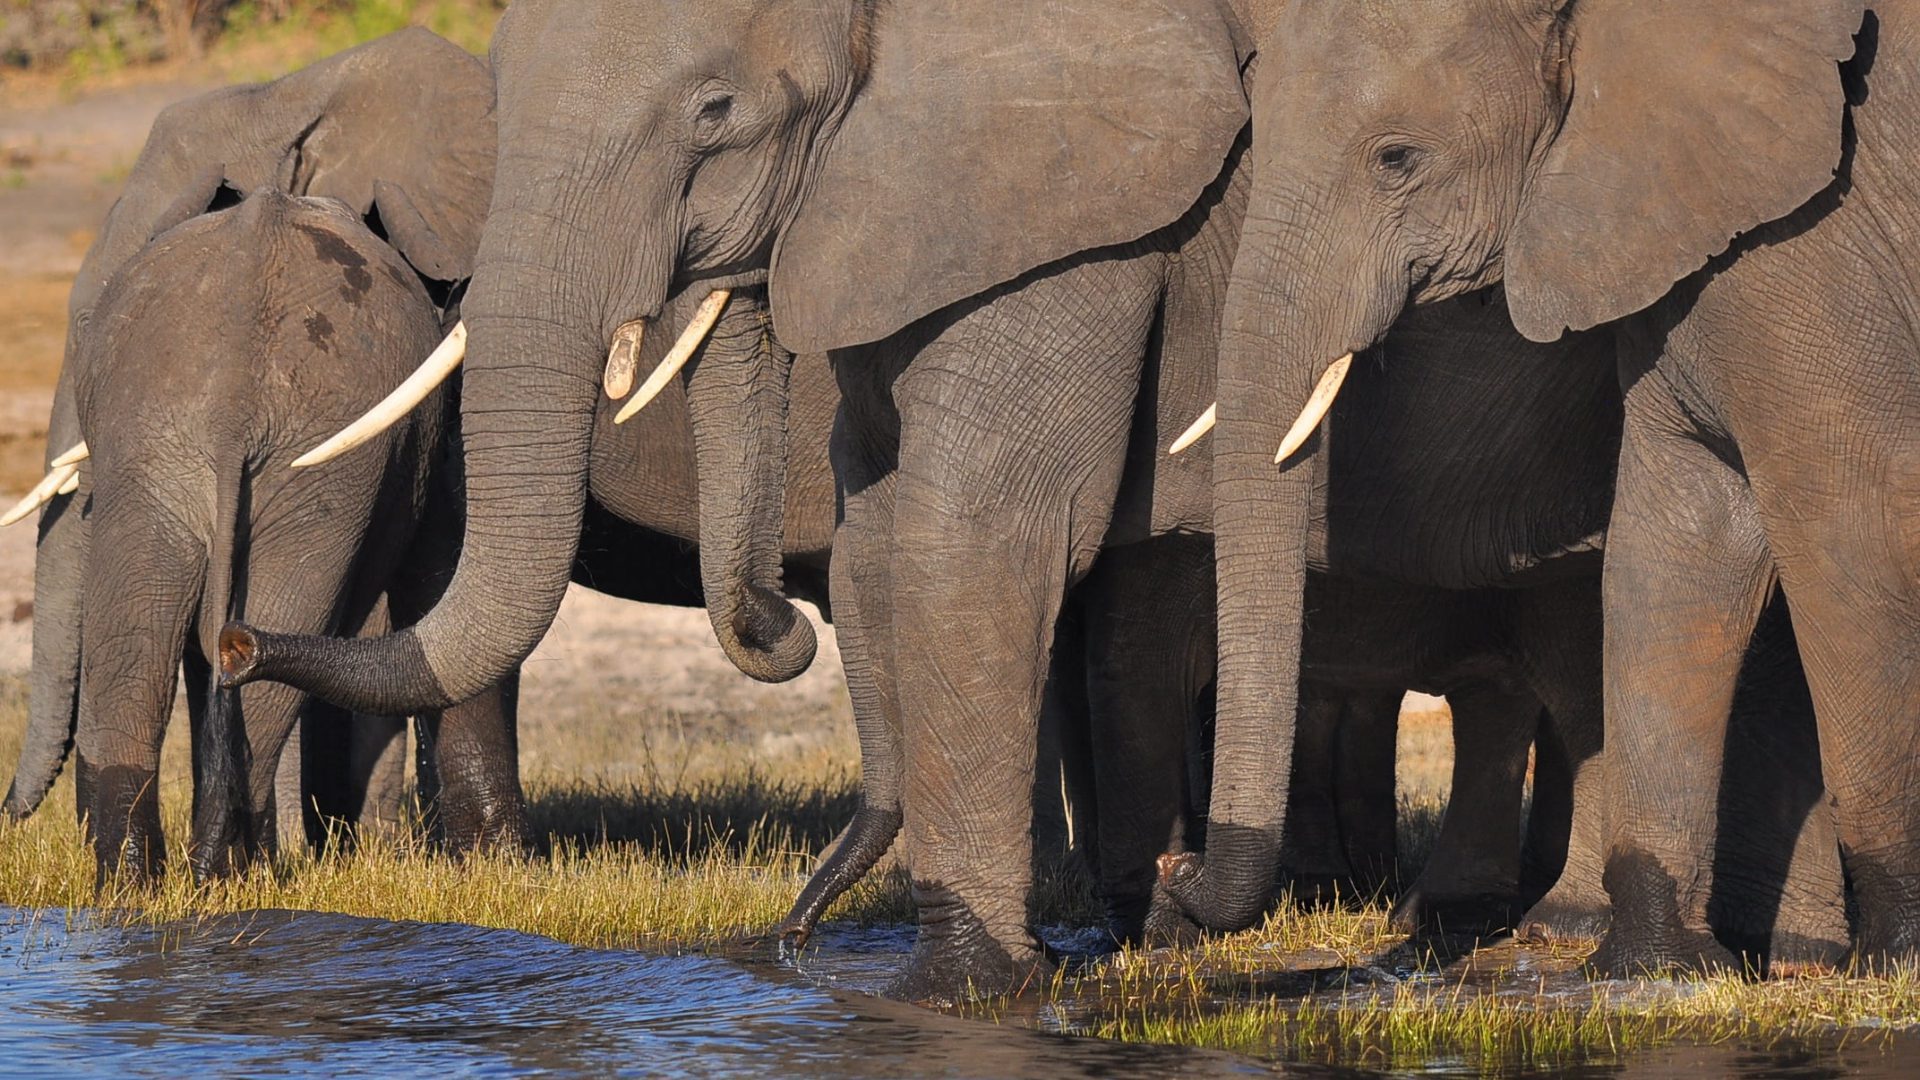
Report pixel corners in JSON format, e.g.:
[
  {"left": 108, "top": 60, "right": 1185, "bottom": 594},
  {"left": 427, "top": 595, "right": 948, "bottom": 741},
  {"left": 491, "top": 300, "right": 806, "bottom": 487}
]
[
  {"left": 49, "top": 442, "right": 89, "bottom": 469},
  {"left": 614, "top": 289, "right": 731, "bottom": 425},
  {"left": 1, "top": 463, "right": 80, "bottom": 528},
  {"left": 55, "top": 470, "right": 79, "bottom": 496},
  {"left": 1275, "top": 353, "right": 1352, "bottom": 464},
  {"left": 291, "top": 322, "right": 467, "bottom": 468},
  {"left": 603, "top": 320, "right": 646, "bottom": 399},
  {"left": 1168, "top": 403, "right": 1217, "bottom": 456}
]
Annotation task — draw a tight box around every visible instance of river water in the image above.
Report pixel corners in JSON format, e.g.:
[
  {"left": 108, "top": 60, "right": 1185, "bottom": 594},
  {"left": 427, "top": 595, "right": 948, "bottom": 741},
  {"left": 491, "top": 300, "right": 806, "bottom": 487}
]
[{"left": 0, "top": 907, "right": 1911, "bottom": 1078}]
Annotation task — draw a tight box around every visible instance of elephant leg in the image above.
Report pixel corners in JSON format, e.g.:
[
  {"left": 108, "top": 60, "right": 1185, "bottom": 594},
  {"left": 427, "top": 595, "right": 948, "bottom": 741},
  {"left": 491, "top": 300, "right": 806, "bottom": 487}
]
[
  {"left": 1749, "top": 496, "right": 1920, "bottom": 965},
  {"left": 780, "top": 409, "right": 905, "bottom": 951},
  {"left": 1711, "top": 592, "right": 1847, "bottom": 973},
  {"left": 412, "top": 674, "right": 526, "bottom": 856},
  {"left": 349, "top": 713, "right": 409, "bottom": 838},
  {"left": 1515, "top": 578, "right": 1611, "bottom": 942},
  {"left": 275, "top": 716, "right": 307, "bottom": 854},
  {"left": 887, "top": 257, "right": 1159, "bottom": 1001},
  {"left": 1334, "top": 690, "right": 1402, "bottom": 899},
  {"left": 1590, "top": 390, "right": 1770, "bottom": 977},
  {"left": 1390, "top": 677, "right": 1536, "bottom": 934},
  {"left": 1281, "top": 685, "right": 1354, "bottom": 904},
  {"left": 389, "top": 506, "right": 529, "bottom": 854},
  {"left": 1080, "top": 533, "right": 1215, "bottom": 946},
  {"left": 72, "top": 509, "right": 199, "bottom": 884}
]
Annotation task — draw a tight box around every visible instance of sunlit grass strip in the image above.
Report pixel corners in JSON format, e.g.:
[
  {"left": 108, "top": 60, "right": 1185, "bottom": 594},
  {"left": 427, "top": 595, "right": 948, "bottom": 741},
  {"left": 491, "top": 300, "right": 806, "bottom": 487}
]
[
  {"left": 0, "top": 776, "right": 913, "bottom": 950},
  {"left": 1076, "top": 943, "right": 1920, "bottom": 1072}
]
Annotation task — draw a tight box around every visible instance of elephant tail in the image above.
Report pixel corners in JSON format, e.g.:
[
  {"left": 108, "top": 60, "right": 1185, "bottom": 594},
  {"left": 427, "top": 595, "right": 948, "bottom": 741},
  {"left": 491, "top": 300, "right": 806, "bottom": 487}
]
[{"left": 190, "top": 462, "right": 251, "bottom": 877}]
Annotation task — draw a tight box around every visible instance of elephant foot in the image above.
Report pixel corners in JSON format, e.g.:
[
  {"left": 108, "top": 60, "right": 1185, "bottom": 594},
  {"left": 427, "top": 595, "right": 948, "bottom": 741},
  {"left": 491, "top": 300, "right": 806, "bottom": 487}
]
[
  {"left": 1592, "top": 846, "right": 1742, "bottom": 978},
  {"left": 1516, "top": 891, "right": 1611, "bottom": 943},
  {"left": 1388, "top": 886, "right": 1517, "bottom": 937},
  {"left": 887, "top": 893, "right": 1054, "bottom": 1003},
  {"left": 1764, "top": 930, "right": 1848, "bottom": 978},
  {"left": 1588, "top": 925, "right": 1739, "bottom": 979},
  {"left": 1133, "top": 882, "right": 1205, "bottom": 950},
  {"left": 79, "top": 757, "right": 166, "bottom": 888}
]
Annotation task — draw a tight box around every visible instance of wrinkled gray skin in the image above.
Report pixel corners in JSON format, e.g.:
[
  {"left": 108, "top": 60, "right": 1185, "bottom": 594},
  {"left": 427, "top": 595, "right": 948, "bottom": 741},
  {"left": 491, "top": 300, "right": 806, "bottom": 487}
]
[
  {"left": 67, "top": 191, "right": 448, "bottom": 879},
  {"left": 1, "top": 29, "right": 501, "bottom": 858},
  {"left": 1172, "top": 0, "right": 1905, "bottom": 975},
  {"left": 216, "top": 0, "right": 1256, "bottom": 999}
]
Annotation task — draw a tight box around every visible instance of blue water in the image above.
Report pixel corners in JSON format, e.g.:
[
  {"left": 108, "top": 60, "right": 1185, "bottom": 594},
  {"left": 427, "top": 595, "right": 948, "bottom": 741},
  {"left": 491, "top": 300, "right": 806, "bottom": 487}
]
[{"left": 0, "top": 907, "right": 1912, "bottom": 1078}]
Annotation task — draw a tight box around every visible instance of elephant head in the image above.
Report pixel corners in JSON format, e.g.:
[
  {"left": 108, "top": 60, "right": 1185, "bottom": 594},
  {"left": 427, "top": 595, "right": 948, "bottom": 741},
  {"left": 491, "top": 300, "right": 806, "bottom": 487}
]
[
  {"left": 2, "top": 28, "right": 496, "bottom": 820},
  {"left": 218, "top": 0, "right": 1251, "bottom": 714},
  {"left": 1166, "top": 0, "right": 1866, "bottom": 930}
]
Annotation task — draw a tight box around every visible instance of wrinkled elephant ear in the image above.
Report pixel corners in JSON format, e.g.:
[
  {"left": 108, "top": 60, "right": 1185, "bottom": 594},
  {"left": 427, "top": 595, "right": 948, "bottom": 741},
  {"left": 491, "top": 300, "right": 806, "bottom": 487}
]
[
  {"left": 269, "top": 28, "right": 498, "bottom": 282},
  {"left": 1504, "top": 0, "right": 1866, "bottom": 343},
  {"left": 769, "top": 0, "right": 1251, "bottom": 354}
]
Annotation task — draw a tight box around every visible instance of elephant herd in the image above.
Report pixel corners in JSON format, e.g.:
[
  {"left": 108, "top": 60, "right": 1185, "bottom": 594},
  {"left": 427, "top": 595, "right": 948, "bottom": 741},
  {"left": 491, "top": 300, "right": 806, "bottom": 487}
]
[{"left": 4, "top": 0, "right": 1917, "bottom": 1001}]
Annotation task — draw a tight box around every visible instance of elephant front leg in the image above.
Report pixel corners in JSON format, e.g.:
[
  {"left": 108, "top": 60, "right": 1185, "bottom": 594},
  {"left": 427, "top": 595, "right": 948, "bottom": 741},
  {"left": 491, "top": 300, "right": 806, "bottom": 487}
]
[
  {"left": 1590, "top": 396, "right": 1771, "bottom": 978},
  {"left": 1079, "top": 534, "right": 1216, "bottom": 946},
  {"left": 884, "top": 263, "right": 1156, "bottom": 1000},
  {"left": 1515, "top": 578, "right": 1611, "bottom": 943},
  {"left": 418, "top": 671, "right": 528, "bottom": 856},
  {"left": 1390, "top": 677, "right": 1536, "bottom": 935}
]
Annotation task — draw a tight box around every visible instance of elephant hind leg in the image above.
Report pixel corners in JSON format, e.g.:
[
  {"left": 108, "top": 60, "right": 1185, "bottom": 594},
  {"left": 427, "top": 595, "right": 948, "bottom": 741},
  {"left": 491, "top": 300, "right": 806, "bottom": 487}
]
[{"left": 72, "top": 506, "right": 203, "bottom": 885}]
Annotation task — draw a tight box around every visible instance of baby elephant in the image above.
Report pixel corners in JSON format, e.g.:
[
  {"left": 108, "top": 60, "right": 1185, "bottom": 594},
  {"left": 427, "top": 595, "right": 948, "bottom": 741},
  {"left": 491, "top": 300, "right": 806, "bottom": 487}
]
[{"left": 71, "top": 190, "right": 446, "bottom": 879}]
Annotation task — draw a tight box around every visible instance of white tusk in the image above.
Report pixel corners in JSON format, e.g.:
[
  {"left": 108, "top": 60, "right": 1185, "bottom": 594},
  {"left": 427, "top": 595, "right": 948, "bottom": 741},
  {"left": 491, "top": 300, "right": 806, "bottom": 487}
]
[
  {"left": 603, "top": 320, "right": 646, "bottom": 400},
  {"left": 292, "top": 322, "right": 467, "bottom": 468},
  {"left": 614, "top": 290, "right": 732, "bottom": 425},
  {"left": 55, "top": 470, "right": 79, "bottom": 496},
  {"left": 1, "top": 463, "right": 80, "bottom": 528},
  {"left": 49, "top": 442, "right": 89, "bottom": 468},
  {"left": 1167, "top": 403, "right": 1217, "bottom": 456},
  {"left": 1275, "top": 354, "right": 1352, "bottom": 464}
]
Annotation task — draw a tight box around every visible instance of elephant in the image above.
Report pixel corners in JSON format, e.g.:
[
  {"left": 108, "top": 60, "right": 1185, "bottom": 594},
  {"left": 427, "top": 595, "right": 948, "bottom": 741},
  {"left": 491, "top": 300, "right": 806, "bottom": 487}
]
[
  {"left": 1165, "top": 0, "right": 1906, "bottom": 975},
  {"left": 56, "top": 189, "right": 462, "bottom": 878},
  {"left": 0, "top": 29, "right": 502, "bottom": 867},
  {"left": 215, "top": 0, "right": 1259, "bottom": 999}
]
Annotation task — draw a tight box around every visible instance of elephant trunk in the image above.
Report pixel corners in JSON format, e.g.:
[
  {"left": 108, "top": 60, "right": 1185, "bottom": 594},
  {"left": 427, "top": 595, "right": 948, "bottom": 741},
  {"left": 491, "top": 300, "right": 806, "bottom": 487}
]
[
  {"left": 682, "top": 291, "right": 816, "bottom": 682},
  {"left": 1165, "top": 191, "right": 1404, "bottom": 931},
  {"left": 5, "top": 373, "right": 87, "bottom": 819},
  {"left": 221, "top": 215, "right": 597, "bottom": 714}
]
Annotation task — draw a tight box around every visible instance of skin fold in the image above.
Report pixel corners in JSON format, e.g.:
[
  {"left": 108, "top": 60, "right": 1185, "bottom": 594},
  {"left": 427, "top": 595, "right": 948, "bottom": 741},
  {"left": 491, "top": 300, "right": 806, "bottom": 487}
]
[{"left": 1174, "top": 0, "right": 1903, "bottom": 976}]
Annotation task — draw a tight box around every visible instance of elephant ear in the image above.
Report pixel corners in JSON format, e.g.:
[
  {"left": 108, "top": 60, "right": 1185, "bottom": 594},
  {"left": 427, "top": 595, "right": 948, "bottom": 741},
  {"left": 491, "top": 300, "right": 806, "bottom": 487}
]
[
  {"left": 1504, "top": 0, "right": 1865, "bottom": 343},
  {"left": 770, "top": 0, "right": 1250, "bottom": 354},
  {"left": 263, "top": 28, "right": 498, "bottom": 282}
]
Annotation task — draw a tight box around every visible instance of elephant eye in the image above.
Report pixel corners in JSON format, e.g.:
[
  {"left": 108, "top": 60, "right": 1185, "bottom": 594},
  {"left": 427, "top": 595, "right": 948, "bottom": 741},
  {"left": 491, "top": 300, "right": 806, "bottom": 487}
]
[
  {"left": 1372, "top": 143, "right": 1423, "bottom": 187},
  {"left": 695, "top": 92, "right": 735, "bottom": 136}
]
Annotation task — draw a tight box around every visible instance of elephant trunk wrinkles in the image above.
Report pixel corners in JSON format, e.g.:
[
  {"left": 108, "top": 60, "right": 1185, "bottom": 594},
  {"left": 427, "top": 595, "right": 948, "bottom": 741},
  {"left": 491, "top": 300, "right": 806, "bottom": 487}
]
[
  {"left": 685, "top": 292, "right": 816, "bottom": 683},
  {"left": 222, "top": 237, "right": 596, "bottom": 714},
  {"left": 6, "top": 370, "right": 87, "bottom": 819},
  {"left": 1167, "top": 195, "right": 1403, "bottom": 931}
]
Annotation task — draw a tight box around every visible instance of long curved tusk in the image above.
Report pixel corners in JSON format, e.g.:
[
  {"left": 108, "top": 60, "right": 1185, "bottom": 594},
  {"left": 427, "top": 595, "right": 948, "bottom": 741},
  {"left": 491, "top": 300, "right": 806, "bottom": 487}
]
[
  {"left": 614, "top": 289, "right": 731, "bottom": 425},
  {"left": 1275, "top": 353, "right": 1352, "bottom": 464},
  {"left": 49, "top": 442, "right": 89, "bottom": 469},
  {"left": 604, "top": 320, "right": 646, "bottom": 399},
  {"left": 1, "top": 463, "right": 80, "bottom": 528},
  {"left": 291, "top": 322, "right": 467, "bottom": 469},
  {"left": 1167, "top": 403, "right": 1217, "bottom": 456}
]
